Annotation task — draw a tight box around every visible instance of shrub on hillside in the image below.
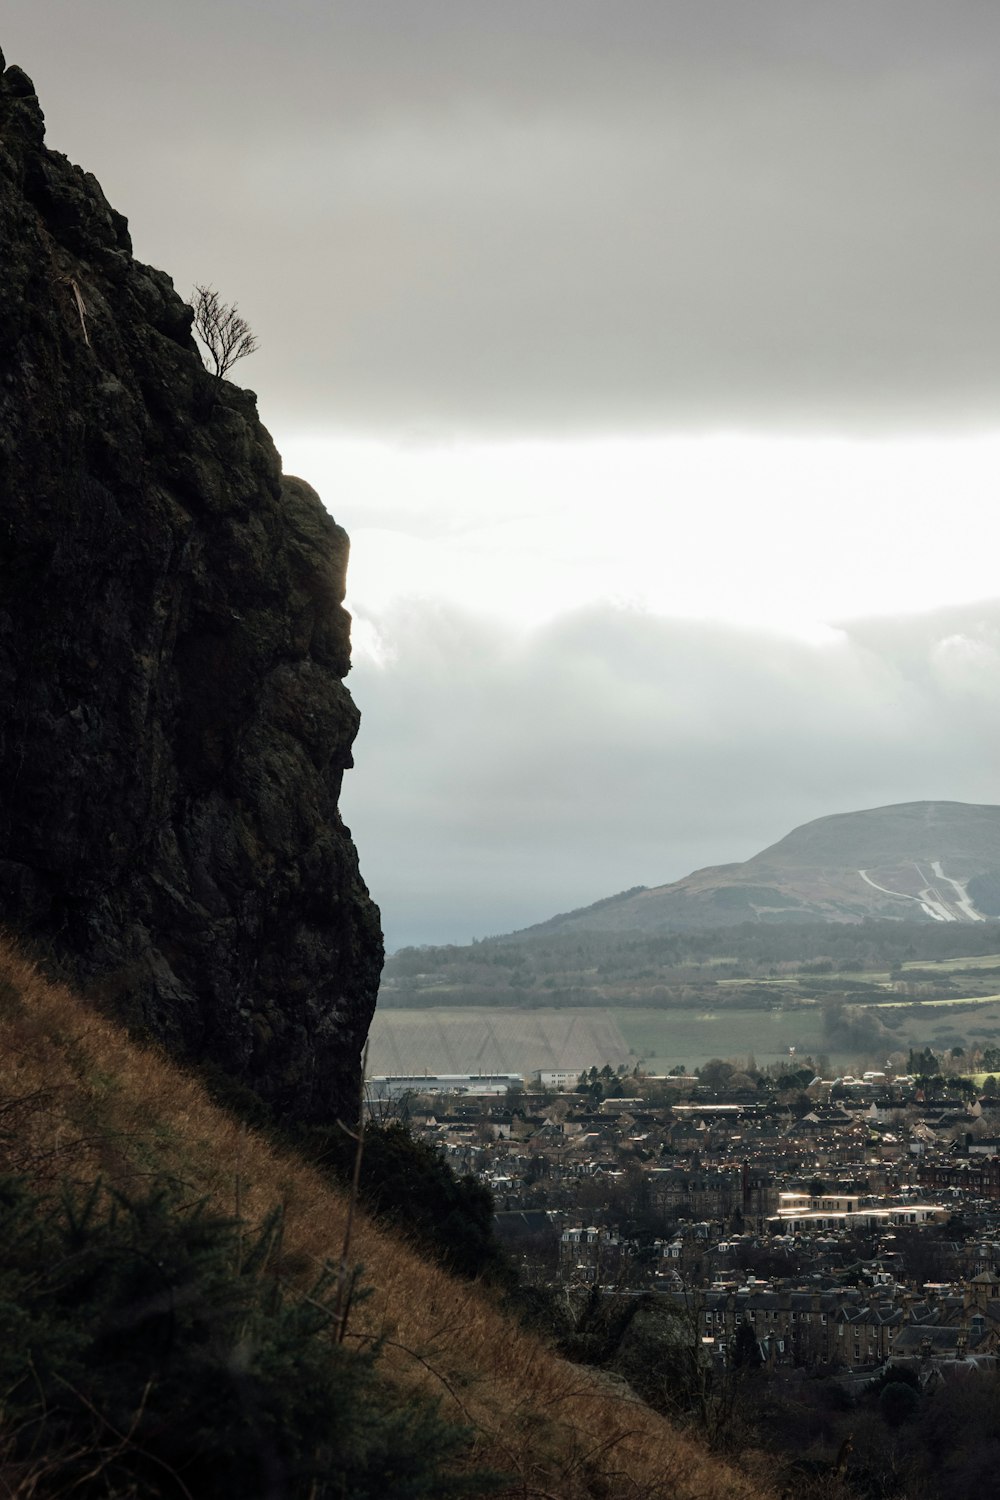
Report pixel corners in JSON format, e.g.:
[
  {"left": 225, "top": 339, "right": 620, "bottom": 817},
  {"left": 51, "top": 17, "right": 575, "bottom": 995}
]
[
  {"left": 307, "top": 1121, "right": 513, "bottom": 1285},
  {"left": 0, "top": 1173, "right": 496, "bottom": 1498}
]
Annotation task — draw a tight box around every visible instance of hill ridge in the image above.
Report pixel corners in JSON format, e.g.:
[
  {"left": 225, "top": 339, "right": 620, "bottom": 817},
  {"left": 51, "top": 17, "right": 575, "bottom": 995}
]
[{"left": 504, "top": 800, "right": 1000, "bottom": 939}]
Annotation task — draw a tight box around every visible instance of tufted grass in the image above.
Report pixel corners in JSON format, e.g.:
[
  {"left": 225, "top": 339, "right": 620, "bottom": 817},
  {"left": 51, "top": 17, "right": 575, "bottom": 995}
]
[{"left": 0, "top": 933, "right": 773, "bottom": 1500}]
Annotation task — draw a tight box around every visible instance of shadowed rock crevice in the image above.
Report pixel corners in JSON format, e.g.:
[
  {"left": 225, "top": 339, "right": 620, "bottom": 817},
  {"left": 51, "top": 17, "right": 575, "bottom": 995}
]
[{"left": 0, "top": 51, "right": 382, "bottom": 1122}]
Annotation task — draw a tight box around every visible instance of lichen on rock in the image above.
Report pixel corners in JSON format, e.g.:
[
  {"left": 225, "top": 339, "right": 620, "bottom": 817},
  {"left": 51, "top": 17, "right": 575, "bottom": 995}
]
[{"left": 0, "top": 53, "right": 382, "bottom": 1122}]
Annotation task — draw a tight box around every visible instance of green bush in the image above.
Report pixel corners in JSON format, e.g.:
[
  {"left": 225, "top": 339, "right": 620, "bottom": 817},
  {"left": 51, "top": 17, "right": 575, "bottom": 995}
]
[
  {"left": 878, "top": 1379, "right": 920, "bottom": 1428},
  {"left": 306, "top": 1122, "right": 513, "bottom": 1285},
  {"left": 0, "top": 1173, "right": 497, "bottom": 1498}
]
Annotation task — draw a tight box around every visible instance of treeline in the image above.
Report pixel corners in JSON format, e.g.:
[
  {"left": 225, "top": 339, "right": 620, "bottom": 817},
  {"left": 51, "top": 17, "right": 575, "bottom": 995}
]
[{"left": 381, "top": 920, "right": 1000, "bottom": 1008}]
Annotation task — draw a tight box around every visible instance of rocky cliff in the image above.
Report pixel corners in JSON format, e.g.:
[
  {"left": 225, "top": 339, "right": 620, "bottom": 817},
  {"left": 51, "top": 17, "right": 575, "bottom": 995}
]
[{"left": 0, "top": 51, "right": 382, "bottom": 1121}]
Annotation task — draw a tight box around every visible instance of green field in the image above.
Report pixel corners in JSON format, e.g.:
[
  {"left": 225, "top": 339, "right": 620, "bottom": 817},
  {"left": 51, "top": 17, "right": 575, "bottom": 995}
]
[
  {"left": 368, "top": 996, "right": 1000, "bottom": 1080},
  {"left": 869, "top": 992, "right": 1000, "bottom": 1010},
  {"left": 612, "top": 1008, "right": 834, "bottom": 1069},
  {"left": 367, "top": 1008, "right": 633, "bottom": 1078},
  {"left": 659, "top": 954, "right": 1000, "bottom": 994},
  {"left": 368, "top": 1005, "right": 844, "bottom": 1075},
  {"left": 900, "top": 953, "right": 1000, "bottom": 973},
  {"left": 614, "top": 999, "right": 1000, "bottom": 1069},
  {"left": 715, "top": 977, "right": 801, "bottom": 987},
  {"left": 860, "top": 999, "right": 1000, "bottom": 1042}
]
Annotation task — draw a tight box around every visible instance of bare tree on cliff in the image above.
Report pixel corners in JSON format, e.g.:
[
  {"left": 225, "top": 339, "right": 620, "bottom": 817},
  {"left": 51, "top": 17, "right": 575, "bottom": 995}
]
[{"left": 191, "top": 285, "right": 259, "bottom": 378}]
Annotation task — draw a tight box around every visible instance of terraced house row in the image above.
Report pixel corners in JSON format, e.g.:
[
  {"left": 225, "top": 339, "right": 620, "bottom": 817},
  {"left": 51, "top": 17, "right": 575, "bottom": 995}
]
[{"left": 683, "top": 1270, "right": 1000, "bottom": 1372}]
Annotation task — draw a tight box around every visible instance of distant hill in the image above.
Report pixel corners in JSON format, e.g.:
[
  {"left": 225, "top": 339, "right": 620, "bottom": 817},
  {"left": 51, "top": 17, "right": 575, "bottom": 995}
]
[{"left": 512, "top": 801, "right": 1000, "bottom": 937}]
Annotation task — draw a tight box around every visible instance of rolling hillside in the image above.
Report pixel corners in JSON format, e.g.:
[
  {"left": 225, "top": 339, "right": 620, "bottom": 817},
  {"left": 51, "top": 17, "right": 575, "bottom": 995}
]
[{"left": 514, "top": 801, "right": 1000, "bottom": 937}]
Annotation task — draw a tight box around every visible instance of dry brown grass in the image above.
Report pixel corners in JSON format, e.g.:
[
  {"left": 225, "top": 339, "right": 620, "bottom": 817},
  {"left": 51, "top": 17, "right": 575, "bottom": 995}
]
[{"left": 0, "top": 935, "right": 774, "bottom": 1500}]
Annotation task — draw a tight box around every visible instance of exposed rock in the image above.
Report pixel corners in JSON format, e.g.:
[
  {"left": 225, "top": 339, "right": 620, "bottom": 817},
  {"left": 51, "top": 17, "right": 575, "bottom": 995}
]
[{"left": 0, "top": 56, "right": 382, "bottom": 1121}]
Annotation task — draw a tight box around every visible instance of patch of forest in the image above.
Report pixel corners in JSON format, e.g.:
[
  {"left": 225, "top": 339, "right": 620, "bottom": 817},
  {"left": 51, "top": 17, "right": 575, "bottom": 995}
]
[{"left": 380, "top": 920, "right": 1000, "bottom": 1010}]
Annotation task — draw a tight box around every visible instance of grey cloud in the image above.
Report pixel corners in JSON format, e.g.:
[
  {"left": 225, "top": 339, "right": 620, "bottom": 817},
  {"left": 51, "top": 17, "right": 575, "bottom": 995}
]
[
  {"left": 342, "top": 599, "right": 1000, "bottom": 948},
  {"left": 6, "top": 1, "right": 1000, "bottom": 432}
]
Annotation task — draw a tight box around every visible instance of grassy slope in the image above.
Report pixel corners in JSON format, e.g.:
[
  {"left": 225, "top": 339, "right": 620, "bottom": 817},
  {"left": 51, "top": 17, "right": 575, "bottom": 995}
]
[{"left": 0, "top": 937, "right": 771, "bottom": 1500}]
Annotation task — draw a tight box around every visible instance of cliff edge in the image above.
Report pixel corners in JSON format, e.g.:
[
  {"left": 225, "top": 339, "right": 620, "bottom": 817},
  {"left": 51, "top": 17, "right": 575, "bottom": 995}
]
[{"left": 0, "top": 51, "right": 383, "bottom": 1121}]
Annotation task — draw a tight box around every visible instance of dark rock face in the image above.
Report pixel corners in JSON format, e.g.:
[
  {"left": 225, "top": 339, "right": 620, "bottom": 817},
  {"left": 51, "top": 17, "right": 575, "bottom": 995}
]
[{"left": 0, "top": 53, "right": 383, "bottom": 1121}]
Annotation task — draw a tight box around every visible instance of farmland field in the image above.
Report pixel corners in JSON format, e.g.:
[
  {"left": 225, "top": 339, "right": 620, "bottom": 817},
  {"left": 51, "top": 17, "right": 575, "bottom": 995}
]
[
  {"left": 900, "top": 954, "right": 1000, "bottom": 973},
  {"left": 869, "top": 992, "right": 1000, "bottom": 1009},
  {"left": 366, "top": 1008, "right": 633, "bottom": 1078},
  {"left": 368, "top": 1005, "right": 841, "bottom": 1076},
  {"left": 612, "top": 1007, "right": 833, "bottom": 1069},
  {"left": 861, "top": 999, "right": 1000, "bottom": 1043},
  {"left": 368, "top": 999, "right": 1000, "bottom": 1079}
]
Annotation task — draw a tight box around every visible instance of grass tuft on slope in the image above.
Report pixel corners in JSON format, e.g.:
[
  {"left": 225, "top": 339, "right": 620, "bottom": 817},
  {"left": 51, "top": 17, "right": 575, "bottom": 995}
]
[{"left": 0, "top": 935, "right": 772, "bottom": 1500}]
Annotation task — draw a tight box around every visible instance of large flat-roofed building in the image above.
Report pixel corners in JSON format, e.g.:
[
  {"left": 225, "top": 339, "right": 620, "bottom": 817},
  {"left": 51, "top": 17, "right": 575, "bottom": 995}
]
[
  {"left": 532, "top": 1069, "right": 584, "bottom": 1090},
  {"left": 368, "top": 1073, "right": 523, "bottom": 1100}
]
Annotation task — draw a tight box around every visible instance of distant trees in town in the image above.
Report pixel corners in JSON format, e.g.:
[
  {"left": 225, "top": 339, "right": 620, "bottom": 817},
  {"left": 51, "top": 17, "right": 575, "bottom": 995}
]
[
  {"left": 697, "top": 1058, "right": 735, "bottom": 1091},
  {"left": 909, "top": 1046, "right": 941, "bottom": 1075},
  {"left": 381, "top": 920, "right": 1000, "bottom": 1040}
]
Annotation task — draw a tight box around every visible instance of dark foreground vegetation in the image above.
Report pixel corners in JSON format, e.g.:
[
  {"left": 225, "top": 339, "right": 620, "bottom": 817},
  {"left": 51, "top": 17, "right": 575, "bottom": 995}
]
[
  {"left": 526, "top": 1286, "right": 1000, "bottom": 1499},
  {"left": 0, "top": 1174, "right": 490, "bottom": 1499},
  {"left": 301, "top": 1119, "right": 513, "bottom": 1286},
  {"left": 199, "top": 1060, "right": 514, "bottom": 1287},
  {"left": 0, "top": 938, "right": 767, "bottom": 1500},
  {"left": 9, "top": 923, "right": 1000, "bottom": 1498}
]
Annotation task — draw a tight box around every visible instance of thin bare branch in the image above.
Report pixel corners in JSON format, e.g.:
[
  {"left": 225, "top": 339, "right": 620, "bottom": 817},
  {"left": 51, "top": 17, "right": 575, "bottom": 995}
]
[{"left": 191, "top": 284, "right": 259, "bottom": 379}]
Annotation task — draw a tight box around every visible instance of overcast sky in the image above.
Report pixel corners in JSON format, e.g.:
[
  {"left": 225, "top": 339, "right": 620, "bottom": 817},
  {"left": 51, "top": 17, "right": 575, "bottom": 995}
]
[{"left": 8, "top": 4, "right": 1000, "bottom": 947}]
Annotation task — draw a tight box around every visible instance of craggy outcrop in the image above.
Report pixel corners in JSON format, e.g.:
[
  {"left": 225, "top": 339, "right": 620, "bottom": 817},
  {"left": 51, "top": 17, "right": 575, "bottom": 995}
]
[{"left": 0, "top": 51, "right": 382, "bottom": 1121}]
